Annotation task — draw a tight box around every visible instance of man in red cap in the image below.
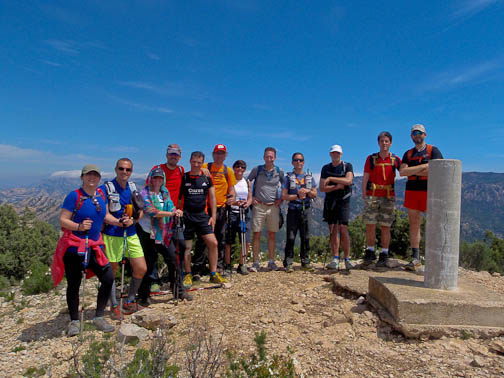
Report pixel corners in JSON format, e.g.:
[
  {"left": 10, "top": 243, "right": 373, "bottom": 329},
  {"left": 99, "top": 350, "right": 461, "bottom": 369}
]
[{"left": 189, "top": 144, "right": 237, "bottom": 282}]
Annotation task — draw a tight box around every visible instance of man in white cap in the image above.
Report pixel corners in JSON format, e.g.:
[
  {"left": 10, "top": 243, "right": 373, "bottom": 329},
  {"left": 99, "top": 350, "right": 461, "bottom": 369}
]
[
  {"left": 320, "top": 145, "right": 354, "bottom": 270},
  {"left": 399, "top": 124, "right": 443, "bottom": 270}
]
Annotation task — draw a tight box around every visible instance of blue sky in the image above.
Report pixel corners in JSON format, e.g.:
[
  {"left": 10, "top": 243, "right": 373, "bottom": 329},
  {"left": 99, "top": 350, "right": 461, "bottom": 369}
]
[{"left": 1, "top": 0, "right": 504, "bottom": 187}]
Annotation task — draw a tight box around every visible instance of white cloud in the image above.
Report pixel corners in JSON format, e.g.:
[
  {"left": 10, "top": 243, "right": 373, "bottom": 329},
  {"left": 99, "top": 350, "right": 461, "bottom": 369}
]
[
  {"left": 451, "top": 0, "right": 499, "bottom": 20},
  {"left": 51, "top": 170, "right": 147, "bottom": 179},
  {"left": 44, "top": 39, "right": 79, "bottom": 55},
  {"left": 418, "top": 59, "right": 503, "bottom": 93},
  {"left": 41, "top": 60, "right": 62, "bottom": 67},
  {"left": 109, "top": 95, "right": 173, "bottom": 113},
  {"left": 146, "top": 52, "right": 160, "bottom": 60},
  {"left": 0, "top": 144, "right": 46, "bottom": 160}
]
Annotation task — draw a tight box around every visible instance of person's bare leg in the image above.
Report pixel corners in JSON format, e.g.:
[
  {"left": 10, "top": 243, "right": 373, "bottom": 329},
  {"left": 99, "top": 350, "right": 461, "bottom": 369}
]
[
  {"left": 365, "top": 224, "right": 376, "bottom": 248},
  {"left": 380, "top": 226, "right": 391, "bottom": 249},
  {"left": 407, "top": 209, "right": 422, "bottom": 249},
  {"left": 267, "top": 231, "right": 276, "bottom": 260},
  {"left": 329, "top": 224, "right": 340, "bottom": 258},
  {"left": 252, "top": 232, "right": 261, "bottom": 262},
  {"left": 184, "top": 240, "right": 192, "bottom": 273},
  {"left": 202, "top": 234, "right": 218, "bottom": 272},
  {"left": 340, "top": 225, "right": 350, "bottom": 259},
  {"left": 225, "top": 244, "right": 231, "bottom": 265},
  {"left": 129, "top": 257, "right": 147, "bottom": 279}
]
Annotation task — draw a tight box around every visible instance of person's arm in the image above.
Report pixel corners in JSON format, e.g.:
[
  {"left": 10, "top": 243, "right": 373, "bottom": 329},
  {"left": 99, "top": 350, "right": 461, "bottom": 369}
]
[
  {"left": 226, "top": 185, "right": 236, "bottom": 205},
  {"left": 104, "top": 205, "right": 125, "bottom": 227},
  {"left": 60, "top": 209, "right": 93, "bottom": 232},
  {"left": 208, "top": 186, "right": 217, "bottom": 229},
  {"left": 245, "top": 180, "right": 253, "bottom": 208},
  {"left": 399, "top": 163, "right": 427, "bottom": 177},
  {"left": 362, "top": 172, "right": 370, "bottom": 199}
]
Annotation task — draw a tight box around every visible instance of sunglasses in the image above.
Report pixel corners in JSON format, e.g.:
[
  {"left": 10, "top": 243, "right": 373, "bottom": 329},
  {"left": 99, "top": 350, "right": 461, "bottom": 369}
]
[
  {"left": 234, "top": 165, "right": 246, "bottom": 169},
  {"left": 293, "top": 159, "right": 304, "bottom": 162},
  {"left": 117, "top": 167, "right": 132, "bottom": 172},
  {"left": 91, "top": 196, "right": 102, "bottom": 212},
  {"left": 412, "top": 131, "right": 424, "bottom": 136}
]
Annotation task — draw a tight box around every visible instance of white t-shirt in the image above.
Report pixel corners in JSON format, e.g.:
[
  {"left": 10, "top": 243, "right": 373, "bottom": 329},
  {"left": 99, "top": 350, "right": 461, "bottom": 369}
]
[{"left": 231, "top": 178, "right": 249, "bottom": 212}]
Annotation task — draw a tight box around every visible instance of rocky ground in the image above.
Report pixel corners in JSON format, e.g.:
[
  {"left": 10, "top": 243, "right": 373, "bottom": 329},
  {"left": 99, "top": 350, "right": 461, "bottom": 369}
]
[{"left": 1, "top": 262, "right": 504, "bottom": 377}]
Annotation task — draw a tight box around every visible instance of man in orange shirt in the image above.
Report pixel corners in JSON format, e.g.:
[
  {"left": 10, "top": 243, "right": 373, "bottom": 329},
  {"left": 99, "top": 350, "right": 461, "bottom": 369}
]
[
  {"left": 361, "top": 132, "right": 401, "bottom": 268},
  {"left": 191, "top": 144, "right": 236, "bottom": 278}
]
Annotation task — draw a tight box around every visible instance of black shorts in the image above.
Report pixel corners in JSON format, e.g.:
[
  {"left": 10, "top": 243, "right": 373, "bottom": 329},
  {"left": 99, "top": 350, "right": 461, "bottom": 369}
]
[
  {"left": 183, "top": 212, "right": 213, "bottom": 240},
  {"left": 323, "top": 198, "right": 350, "bottom": 225},
  {"left": 225, "top": 210, "right": 251, "bottom": 244}
]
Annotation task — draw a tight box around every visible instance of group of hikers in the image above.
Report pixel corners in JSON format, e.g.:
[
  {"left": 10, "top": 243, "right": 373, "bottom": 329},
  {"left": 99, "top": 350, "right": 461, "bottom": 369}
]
[{"left": 51, "top": 123, "right": 443, "bottom": 336}]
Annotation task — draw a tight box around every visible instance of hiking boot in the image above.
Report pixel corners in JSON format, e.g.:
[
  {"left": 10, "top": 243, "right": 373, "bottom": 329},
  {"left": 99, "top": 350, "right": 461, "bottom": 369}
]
[
  {"left": 301, "top": 263, "right": 315, "bottom": 272},
  {"left": 285, "top": 264, "right": 294, "bottom": 273},
  {"left": 123, "top": 301, "right": 145, "bottom": 314},
  {"left": 183, "top": 273, "right": 193, "bottom": 288},
  {"left": 93, "top": 317, "right": 115, "bottom": 333},
  {"left": 110, "top": 305, "right": 124, "bottom": 320},
  {"left": 210, "top": 272, "right": 228, "bottom": 284},
  {"left": 362, "top": 249, "right": 376, "bottom": 267},
  {"left": 138, "top": 297, "right": 151, "bottom": 307},
  {"left": 326, "top": 259, "right": 340, "bottom": 270},
  {"left": 67, "top": 320, "right": 80, "bottom": 337},
  {"left": 344, "top": 259, "right": 354, "bottom": 270},
  {"left": 223, "top": 264, "right": 233, "bottom": 277},
  {"left": 267, "top": 261, "right": 279, "bottom": 271},
  {"left": 249, "top": 261, "right": 260, "bottom": 272},
  {"left": 237, "top": 264, "right": 249, "bottom": 275},
  {"left": 176, "top": 291, "right": 193, "bottom": 301},
  {"left": 405, "top": 258, "right": 421, "bottom": 271},
  {"left": 376, "top": 252, "right": 389, "bottom": 268}
]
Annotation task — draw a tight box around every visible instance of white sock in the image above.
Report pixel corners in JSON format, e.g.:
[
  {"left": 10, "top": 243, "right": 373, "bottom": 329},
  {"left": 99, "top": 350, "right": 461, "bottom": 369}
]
[
  {"left": 367, "top": 246, "right": 375, "bottom": 251},
  {"left": 381, "top": 248, "right": 389, "bottom": 254}
]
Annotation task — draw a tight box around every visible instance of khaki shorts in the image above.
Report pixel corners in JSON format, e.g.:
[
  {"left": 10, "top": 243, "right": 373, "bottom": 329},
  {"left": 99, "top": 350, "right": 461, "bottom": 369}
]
[
  {"left": 103, "top": 233, "right": 144, "bottom": 262},
  {"left": 252, "top": 203, "right": 280, "bottom": 233},
  {"left": 362, "top": 196, "right": 395, "bottom": 227}
]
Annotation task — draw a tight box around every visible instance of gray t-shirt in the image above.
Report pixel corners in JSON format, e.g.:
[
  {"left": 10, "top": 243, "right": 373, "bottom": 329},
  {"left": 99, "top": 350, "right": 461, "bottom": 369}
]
[{"left": 247, "top": 165, "right": 285, "bottom": 204}]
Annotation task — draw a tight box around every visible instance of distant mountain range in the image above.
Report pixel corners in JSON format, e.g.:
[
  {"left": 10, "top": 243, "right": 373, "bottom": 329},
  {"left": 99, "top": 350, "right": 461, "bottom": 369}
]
[{"left": 1, "top": 172, "right": 503, "bottom": 241}]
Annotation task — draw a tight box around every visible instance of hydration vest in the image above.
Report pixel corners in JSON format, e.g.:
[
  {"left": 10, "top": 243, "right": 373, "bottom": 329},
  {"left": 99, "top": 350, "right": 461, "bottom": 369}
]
[
  {"left": 366, "top": 153, "right": 400, "bottom": 198},
  {"left": 406, "top": 144, "right": 433, "bottom": 182}
]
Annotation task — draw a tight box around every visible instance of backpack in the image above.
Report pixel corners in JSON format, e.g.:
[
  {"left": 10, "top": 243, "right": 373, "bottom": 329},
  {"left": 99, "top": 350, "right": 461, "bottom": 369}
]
[
  {"left": 369, "top": 153, "right": 400, "bottom": 171},
  {"left": 104, "top": 181, "right": 144, "bottom": 220},
  {"left": 406, "top": 144, "right": 433, "bottom": 164},
  {"left": 252, "top": 165, "right": 284, "bottom": 197},
  {"left": 207, "top": 162, "right": 228, "bottom": 182},
  {"left": 72, "top": 188, "right": 106, "bottom": 220}
]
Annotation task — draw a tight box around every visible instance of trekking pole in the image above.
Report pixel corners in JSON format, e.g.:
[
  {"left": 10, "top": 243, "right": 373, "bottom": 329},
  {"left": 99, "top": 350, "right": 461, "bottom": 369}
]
[
  {"left": 174, "top": 216, "right": 183, "bottom": 305},
  {"left": 79, "top": 222, "right": 90, "bottom": 336},
  {"left": 240, "top": 206, "right": 247, "bottom": 266},
  {"left": 119, "top": 204, "right": 132, "bottom": 323}
]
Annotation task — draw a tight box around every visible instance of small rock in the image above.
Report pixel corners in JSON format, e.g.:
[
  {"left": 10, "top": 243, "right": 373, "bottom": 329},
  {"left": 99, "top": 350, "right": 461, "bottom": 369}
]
[
  {"left": 222, "top": 282, "right": 232, "bottom": 289},
  {"left": 489, "top": 340, "right": 504, "bottom": 355},
  {"left": 492, "top": 272, "right": 501, "bottom": 278},
  {"left": 298, "top": 308, "right": 306, "bottom": 314},
  {"left": 237, "top": 292, "right": 244, "bottom": 297},
  {"left": 291, "top": 299, "right": 299, "bottom": 305},
  {"left": 470, "top": 356, "right": 485, "bottom": 367},
  {"left": 131, "top": 309, "right": 177, "bottom": 330},
  {"left": 117, "top": 323, "right": 149, "bottom": 343},
  {"left": 356, "top": 296, "right": 365, "bottom": 305},
  {"left": 386, "top": 259, "right": 400, "bottom": 268}
]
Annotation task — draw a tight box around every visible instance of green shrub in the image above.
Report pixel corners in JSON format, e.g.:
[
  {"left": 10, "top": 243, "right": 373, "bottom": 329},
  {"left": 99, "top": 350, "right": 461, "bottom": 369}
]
[
  {"left": 0, "top": 275, "right": 10, "bottom": 292},
  {"left": 22, "top": 260, "right": 52, "bottom": 295},
  {"left": 226, "top": 331, "right": 297, "bottom": 377}
]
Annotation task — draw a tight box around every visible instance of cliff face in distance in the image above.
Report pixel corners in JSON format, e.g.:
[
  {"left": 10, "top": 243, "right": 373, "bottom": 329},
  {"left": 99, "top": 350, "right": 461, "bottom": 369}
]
[{"left": 1, "top": 172, "right": 503, "bottom": 241}]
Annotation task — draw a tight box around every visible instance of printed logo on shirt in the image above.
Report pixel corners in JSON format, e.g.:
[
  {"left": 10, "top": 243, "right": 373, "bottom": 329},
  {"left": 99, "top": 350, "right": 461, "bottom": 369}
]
[{"left": 188, "top": 188, "right": 205, "bottom": 194}]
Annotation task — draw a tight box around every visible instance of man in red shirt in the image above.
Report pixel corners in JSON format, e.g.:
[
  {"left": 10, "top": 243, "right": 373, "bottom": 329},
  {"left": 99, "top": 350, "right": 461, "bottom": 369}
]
[{"left": 361, "top": 132, "right": 401, "bottom": 268}]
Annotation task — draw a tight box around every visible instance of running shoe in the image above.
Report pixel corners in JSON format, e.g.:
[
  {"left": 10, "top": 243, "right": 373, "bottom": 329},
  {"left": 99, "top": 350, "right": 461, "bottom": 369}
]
[
  {"left": 210, "top": 272, "right": 228, "bottom": 284},
  {"left": 326, "top": 259, "right": 340, "bottom": 270},
  {"left": 93, "top": 317, "right": 115, "bottom": 333},
  {"left": 267, "top": 261, "right": 279, "bottom": 271},
  {"left": 344, "top": 259, "right": 354, "bottom": 270},
  {"left": 67, "top": 320, "right": 80, "bottom": 337},
  {"left": 405, "top": 258, "right": 421, "bottom": 271},
  {"left": 183, "top": 273, "right": 193, "bottom": 288},
  {"left": 376, "top": 252, "right": 389, "bottom": 268},
  {"left": 285, "top": 264, "right": 294, "bottom": 273},
  {"left": 301, "top": 263, "right": 315, "bottom": 272},
  {"left": 237, "top": 264, "right": 249, "bottom": 275},
  {"left": 249, "top": 261, "right": 260, "bottom": 272},
  {"left": 123, "top": 301, "right": 145, "bottom": 314}
]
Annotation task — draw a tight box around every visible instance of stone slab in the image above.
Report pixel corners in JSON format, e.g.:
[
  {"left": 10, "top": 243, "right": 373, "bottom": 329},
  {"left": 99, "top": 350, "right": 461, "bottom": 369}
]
[
  {"left": 368, "top": 271, "right": 504, "bottom": 328},
  {"left": 330, "top": 268, "right": 504, "bottom": 339}
]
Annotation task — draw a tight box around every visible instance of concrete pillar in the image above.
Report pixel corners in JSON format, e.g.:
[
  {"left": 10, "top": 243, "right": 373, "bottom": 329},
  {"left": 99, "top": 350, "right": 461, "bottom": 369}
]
[{"left": 424, "top": 159, "right": 462, "bottom": 290}]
